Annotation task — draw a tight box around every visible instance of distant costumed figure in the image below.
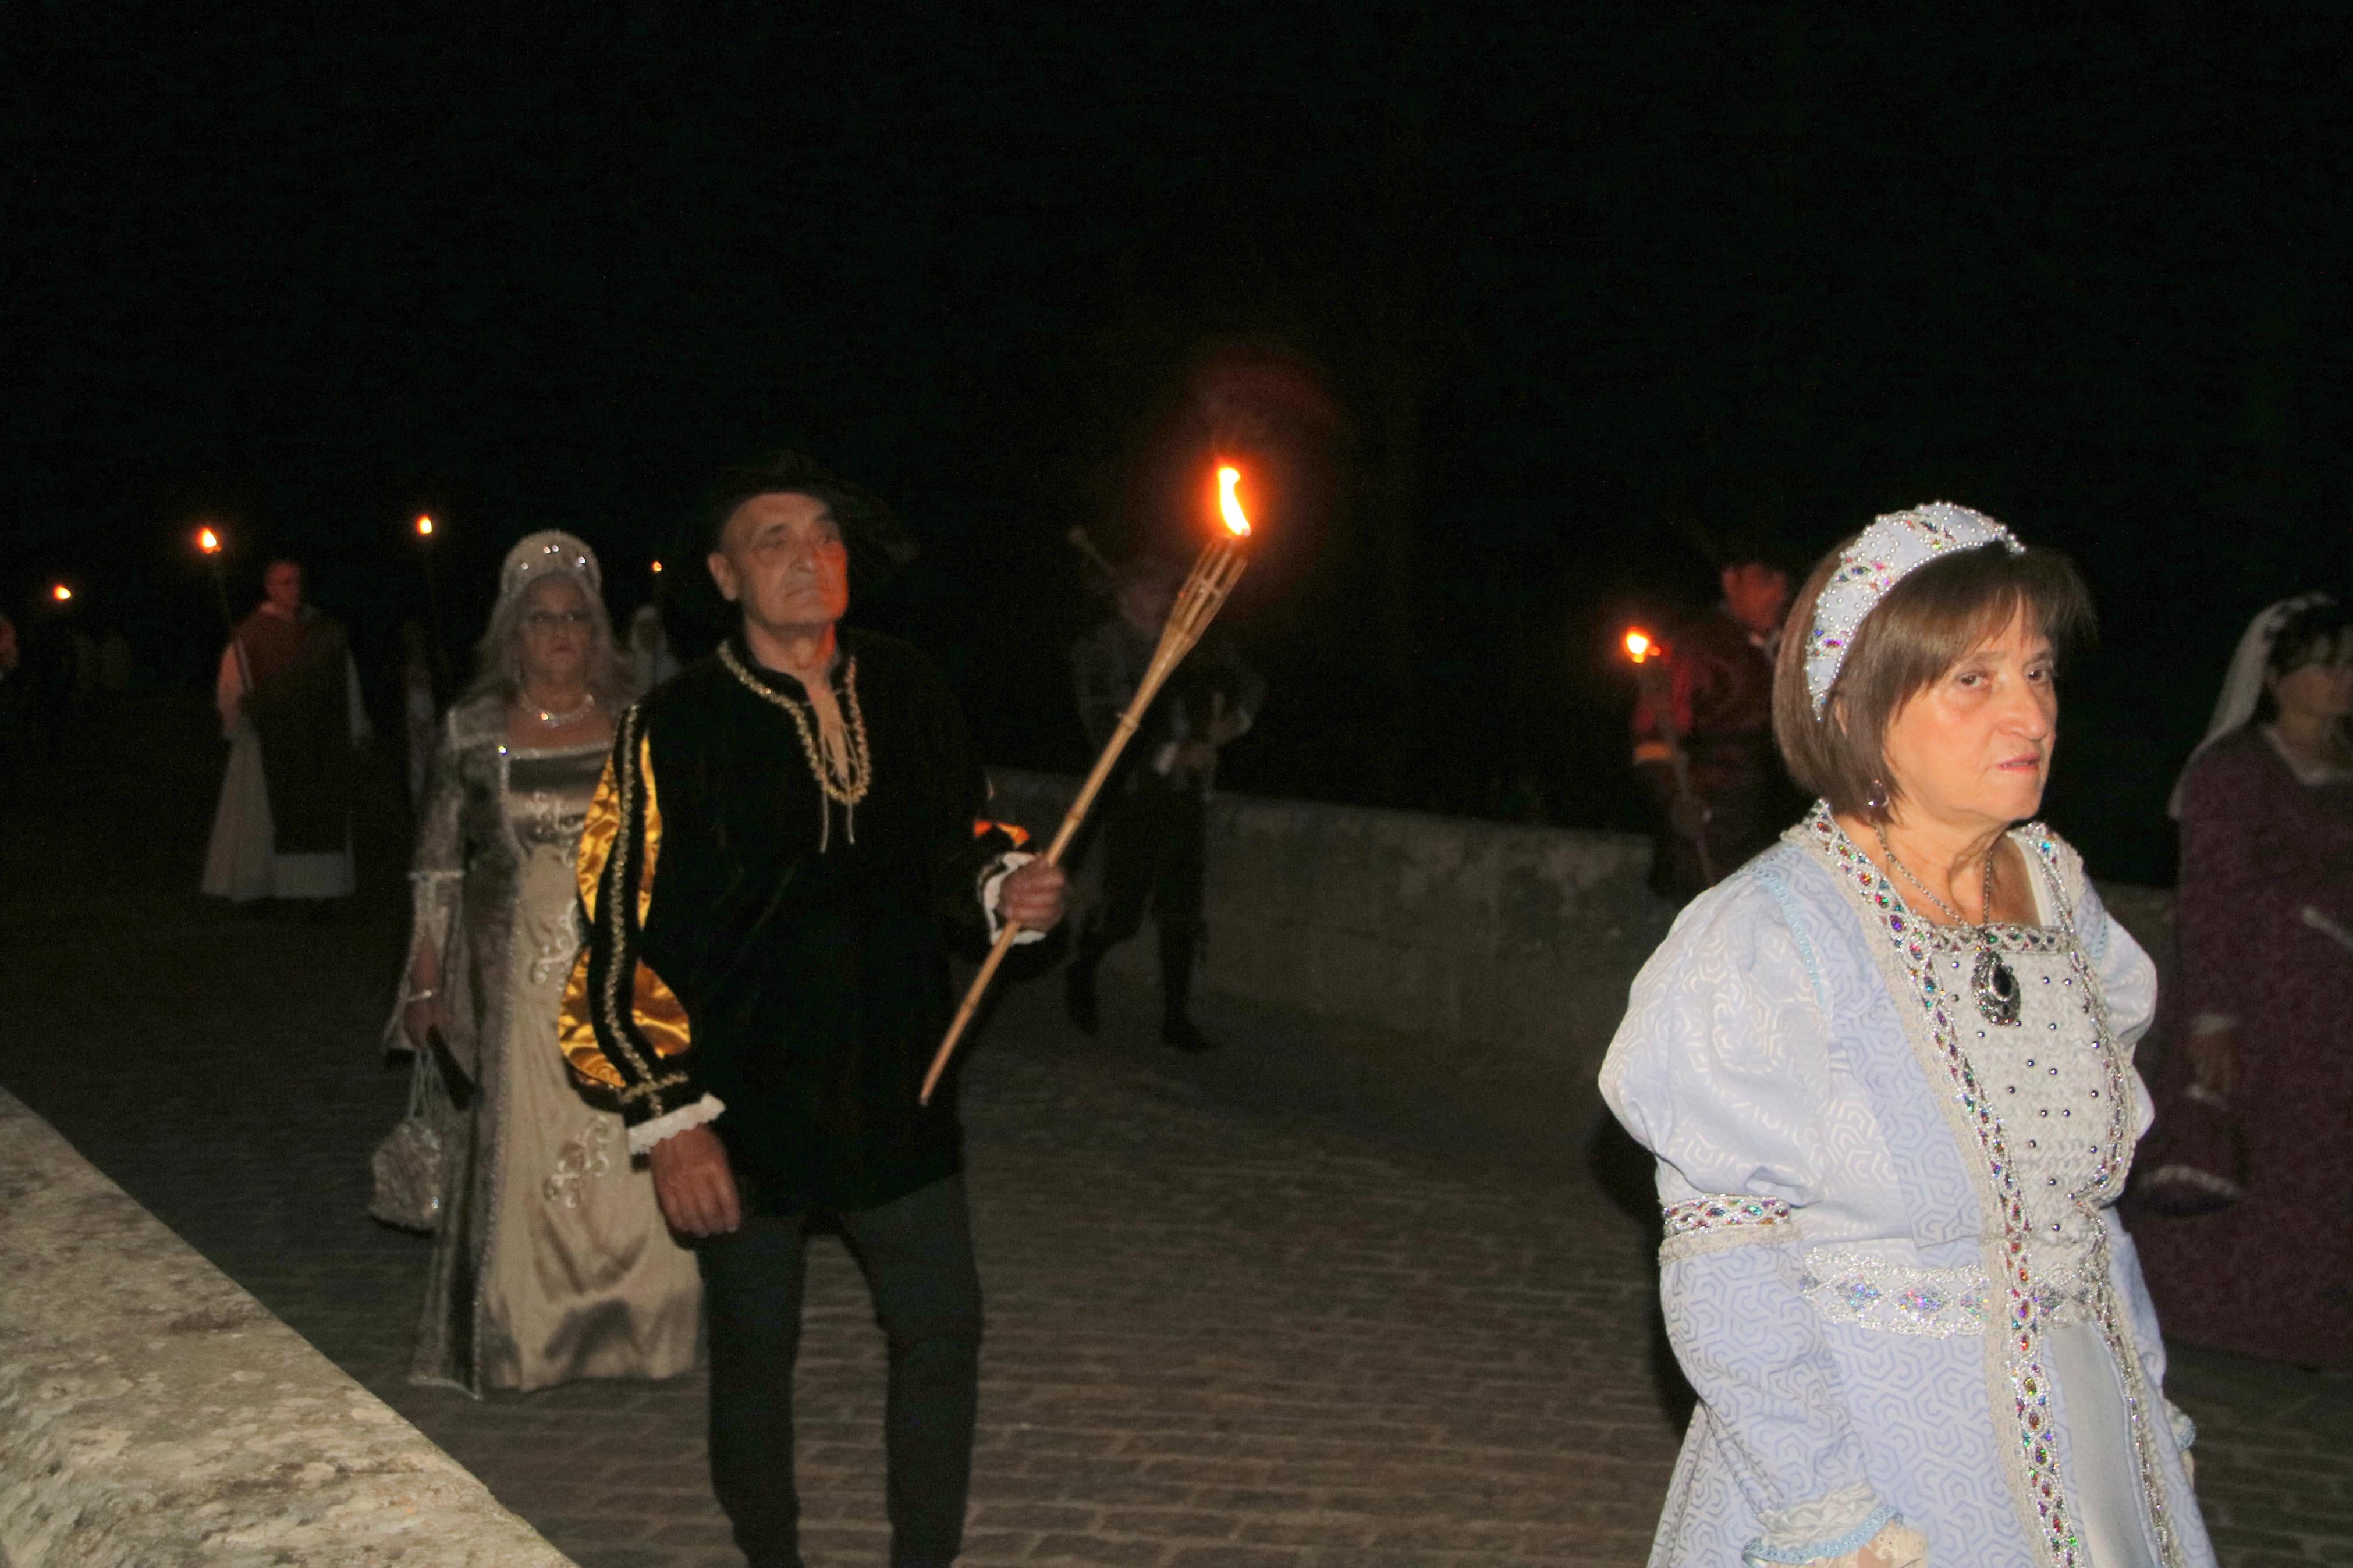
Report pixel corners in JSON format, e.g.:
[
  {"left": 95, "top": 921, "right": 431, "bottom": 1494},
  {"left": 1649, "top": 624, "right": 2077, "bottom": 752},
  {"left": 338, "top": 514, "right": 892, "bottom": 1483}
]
[
  {"left": 392, "top": 531, "right": 698, "bottom": 1395},
  {"left": 1632, "top": 552, "right": 1807, "bottom": 901},
  {"left": 628, "top": 599, "right": 682, "bottom": 694},
  {"left": 2130, "top": 595, "right": 2353, "bottom": 1367},
  {"left": 202, "top": 559, "right": 371, "bottom": 902},
  {"left": 1064, "top": 552, "right": 1264, "bottom": 1052},
  {"left": 1603, "top": 505, "right": 2214, "bottom": 1568}
]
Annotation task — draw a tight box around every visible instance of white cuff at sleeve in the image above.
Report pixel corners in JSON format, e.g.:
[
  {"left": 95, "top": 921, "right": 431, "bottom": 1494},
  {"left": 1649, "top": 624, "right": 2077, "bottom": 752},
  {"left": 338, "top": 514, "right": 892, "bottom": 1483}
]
[
  {"left": 1745, "top": 1484, "right": 1898, "bottom": 1567},
  {"left": 979, "top": 852, "right": 1047, "bottom": 945},
  {"left": 628, "top": 1093, "right": 726, "bottom": 1156}
]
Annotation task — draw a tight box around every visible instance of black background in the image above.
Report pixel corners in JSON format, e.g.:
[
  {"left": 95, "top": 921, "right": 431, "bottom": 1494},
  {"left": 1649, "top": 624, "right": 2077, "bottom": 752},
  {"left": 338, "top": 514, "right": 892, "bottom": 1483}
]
[{"left": 8, "top": 3, "right": 2348, "bottom": 881}]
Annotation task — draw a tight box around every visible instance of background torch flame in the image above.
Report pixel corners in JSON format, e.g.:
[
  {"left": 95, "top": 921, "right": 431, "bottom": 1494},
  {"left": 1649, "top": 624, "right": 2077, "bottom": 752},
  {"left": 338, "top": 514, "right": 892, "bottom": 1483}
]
[
  {"left": 197, "top": 527, "right": 221, "bottom": 554},
  {"left": 1217, "top": 465, "right": 1251, "bottom": 538},
  {"left": 1624, "top": 628, "right": 1655, "bottom": 663},
  {"left": 51, "top": 584, "right": 73, "bottom": 603},
  {"left": 415, "top": 514, "right": 435, "bottom": 537}
]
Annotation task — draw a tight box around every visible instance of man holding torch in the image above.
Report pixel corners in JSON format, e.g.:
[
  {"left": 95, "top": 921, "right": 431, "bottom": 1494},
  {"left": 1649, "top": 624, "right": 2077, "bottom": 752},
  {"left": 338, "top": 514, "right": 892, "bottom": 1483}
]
[
  {"left": 1628, "top": 547, "right": 1799, "bottom": 902},
  {"left": 560, "top": 451, "right": 1065, "bottom": 1568}
]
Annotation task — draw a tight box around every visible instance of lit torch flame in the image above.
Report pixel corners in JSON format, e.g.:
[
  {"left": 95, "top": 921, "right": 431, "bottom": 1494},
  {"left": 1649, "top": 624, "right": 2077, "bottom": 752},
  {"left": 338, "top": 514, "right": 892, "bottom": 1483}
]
[
  {"left": 1624, "top": 628, "right": 1655, "bottom": 664},
  {"left": 197, "top": 527, "right": 221, "bottom": 554},
  {"left": 1217, "top": 465, "right": 1251, "bottom": 538},
  {"left": 650, "top": 559, "right": 664, "bottom": 574},
  {"left": 51, "top": 584, "right": 73, "bottom": 603},
  {"left": 415, "top": 514, "right": 435, "bottom": 538}
]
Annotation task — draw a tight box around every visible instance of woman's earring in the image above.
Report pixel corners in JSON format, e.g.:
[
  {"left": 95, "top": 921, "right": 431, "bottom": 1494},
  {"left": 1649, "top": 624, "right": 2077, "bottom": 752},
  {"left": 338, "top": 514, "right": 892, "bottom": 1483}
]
[{"left": 1867, "top": 778, "right": 1890, "bottom": 813}]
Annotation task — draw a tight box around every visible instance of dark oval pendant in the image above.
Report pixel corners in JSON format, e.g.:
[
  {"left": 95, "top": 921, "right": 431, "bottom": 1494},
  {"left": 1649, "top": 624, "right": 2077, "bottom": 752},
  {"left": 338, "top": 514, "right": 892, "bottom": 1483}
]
[{"left": 1973, "top": 945, "right": 2023, "bottom": 1027}]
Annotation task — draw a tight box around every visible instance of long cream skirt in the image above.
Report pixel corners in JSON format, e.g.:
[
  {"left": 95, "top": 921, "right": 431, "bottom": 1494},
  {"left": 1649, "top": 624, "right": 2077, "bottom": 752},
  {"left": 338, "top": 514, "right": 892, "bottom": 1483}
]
[{"left": 475, "top": 845, "right": 701, "bottom": 1392}]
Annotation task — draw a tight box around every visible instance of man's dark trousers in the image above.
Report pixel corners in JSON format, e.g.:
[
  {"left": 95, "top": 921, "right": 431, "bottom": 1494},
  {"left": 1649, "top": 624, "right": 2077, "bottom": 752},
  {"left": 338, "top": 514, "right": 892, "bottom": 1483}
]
[
  {"left": 1074, "top": 786, "right": 1208, "bottom": 1018},
  {"left": 698, "top": 1174, "right": 983, "bottom": 1568}
]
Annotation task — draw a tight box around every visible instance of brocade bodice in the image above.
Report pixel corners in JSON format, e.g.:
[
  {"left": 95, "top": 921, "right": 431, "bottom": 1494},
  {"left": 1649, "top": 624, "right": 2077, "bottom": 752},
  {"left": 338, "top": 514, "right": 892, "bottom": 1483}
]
[
  {"left": 1923, "top": 921, "right": 2140, "bottom": 1309},
  {"left": 389, "top": 698, "right": 618, "bottom": 1058},
  {"left": 505, "top": 743, "right": 606, "bottom": 853}
]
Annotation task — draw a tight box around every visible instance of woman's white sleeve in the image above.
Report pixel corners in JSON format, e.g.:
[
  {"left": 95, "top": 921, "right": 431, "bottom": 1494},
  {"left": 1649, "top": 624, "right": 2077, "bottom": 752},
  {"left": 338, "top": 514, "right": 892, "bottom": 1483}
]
[
  {"left": 2073, "top": 870, "right": 2159, "bottom": 1055},
  {"left": 1601, "top": 886, "right": 1897, "bottom": 1566}
]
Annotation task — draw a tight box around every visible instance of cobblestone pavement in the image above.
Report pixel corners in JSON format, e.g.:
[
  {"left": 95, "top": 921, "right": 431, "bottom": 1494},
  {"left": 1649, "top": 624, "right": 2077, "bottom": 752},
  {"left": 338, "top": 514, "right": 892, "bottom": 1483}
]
[{"left": 3, "top": 697, "right": 2348, "bottom": 1568}]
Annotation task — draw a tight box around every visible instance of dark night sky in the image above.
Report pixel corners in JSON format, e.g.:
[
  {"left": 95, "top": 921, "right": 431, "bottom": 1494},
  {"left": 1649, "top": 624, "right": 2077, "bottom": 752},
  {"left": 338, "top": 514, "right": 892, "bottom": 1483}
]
[{"left": 6, "top": 3, "right": 2348, "bottom": 881}]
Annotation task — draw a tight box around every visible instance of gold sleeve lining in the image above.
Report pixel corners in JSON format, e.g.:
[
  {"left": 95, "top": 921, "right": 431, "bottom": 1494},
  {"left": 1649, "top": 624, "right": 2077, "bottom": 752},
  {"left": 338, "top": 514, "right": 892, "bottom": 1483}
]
[
  {"left": 559, "top": 948, "right": 623, "bottom": 1089},
  {"left": 559, "top": 718, "right": 694, "bottom": 1095},
  {"left": 573, "top": 748, "right": 622, "bottom": 917},
  {"left": 631, "top": 961, "right": 691, "bottom": 1059}
]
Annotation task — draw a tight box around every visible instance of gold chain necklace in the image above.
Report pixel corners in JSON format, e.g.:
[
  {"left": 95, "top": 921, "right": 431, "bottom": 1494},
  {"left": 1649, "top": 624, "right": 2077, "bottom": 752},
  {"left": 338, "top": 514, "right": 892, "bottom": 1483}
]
[{"left": 718, "top": 640, "right": 873, "bottom": 849}]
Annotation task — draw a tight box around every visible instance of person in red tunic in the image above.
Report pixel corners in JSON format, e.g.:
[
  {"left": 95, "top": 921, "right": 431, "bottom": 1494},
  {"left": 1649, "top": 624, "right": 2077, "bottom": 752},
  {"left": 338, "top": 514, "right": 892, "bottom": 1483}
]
[
  {"left": 2131, "top": 595, "right": 2353, "bottom": 1367},
  {"left": 1630, "top": 552, "right": 1805, "bottom": 901}
]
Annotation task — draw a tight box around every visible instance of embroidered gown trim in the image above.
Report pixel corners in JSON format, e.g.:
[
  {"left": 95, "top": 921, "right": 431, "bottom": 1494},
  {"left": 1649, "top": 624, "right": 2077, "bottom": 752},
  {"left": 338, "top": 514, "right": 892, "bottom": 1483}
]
[{"left": 1795, "top": 805, "right": 2182, "bottom": 1568}]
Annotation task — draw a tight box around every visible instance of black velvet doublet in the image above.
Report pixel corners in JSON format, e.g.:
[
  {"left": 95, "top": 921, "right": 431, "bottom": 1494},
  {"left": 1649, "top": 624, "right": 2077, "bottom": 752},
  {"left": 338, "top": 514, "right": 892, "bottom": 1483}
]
[{"left": 565, "top": 628, "right": 1007, "bottom": 1213}]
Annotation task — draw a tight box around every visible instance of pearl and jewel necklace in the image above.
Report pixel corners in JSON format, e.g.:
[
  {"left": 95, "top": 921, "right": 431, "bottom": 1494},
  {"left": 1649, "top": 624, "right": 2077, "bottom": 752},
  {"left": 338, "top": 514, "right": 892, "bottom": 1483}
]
[
  {"left": 521, "top": 691, "right": 598, "bottom": 727},
  {"left": 1874, "top": 824, "right": 2025, "bottom": 1028}
]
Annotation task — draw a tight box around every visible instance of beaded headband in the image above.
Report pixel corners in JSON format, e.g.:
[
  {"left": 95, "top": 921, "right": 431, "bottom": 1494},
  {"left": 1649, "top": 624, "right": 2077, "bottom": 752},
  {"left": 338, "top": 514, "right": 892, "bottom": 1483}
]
[
  {"left": 1804, "top": 501, "right": 2023, "bottom": 715},
  {"left": 498, "top": 530, "right": 602, "bottom": 606}
]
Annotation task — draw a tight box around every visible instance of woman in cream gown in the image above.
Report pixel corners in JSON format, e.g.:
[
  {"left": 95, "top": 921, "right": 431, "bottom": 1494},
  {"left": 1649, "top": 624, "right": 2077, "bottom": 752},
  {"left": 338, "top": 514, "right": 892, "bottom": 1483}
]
[{"left": 392, "top": 531, "right": 700, "bottom": 1395}]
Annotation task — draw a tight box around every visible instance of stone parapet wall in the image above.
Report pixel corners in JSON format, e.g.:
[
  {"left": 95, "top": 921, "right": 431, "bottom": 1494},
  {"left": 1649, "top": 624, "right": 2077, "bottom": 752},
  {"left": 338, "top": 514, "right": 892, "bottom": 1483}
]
[
  {"left": 0, "top": 1089, "right": 573, "bottom": 1568},
  {"left": 985, "top": 771, "right": 1680, "bottom": 1118},
  {"left": 984, "top": 770, "right": 2176, "bottom": 1116}
]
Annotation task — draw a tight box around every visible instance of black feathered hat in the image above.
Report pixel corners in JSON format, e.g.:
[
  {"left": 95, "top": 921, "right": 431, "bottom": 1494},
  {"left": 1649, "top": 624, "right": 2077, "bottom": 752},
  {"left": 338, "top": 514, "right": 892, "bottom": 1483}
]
[{"left": 701, "top": 451, "right": 920, "bottom": 581}]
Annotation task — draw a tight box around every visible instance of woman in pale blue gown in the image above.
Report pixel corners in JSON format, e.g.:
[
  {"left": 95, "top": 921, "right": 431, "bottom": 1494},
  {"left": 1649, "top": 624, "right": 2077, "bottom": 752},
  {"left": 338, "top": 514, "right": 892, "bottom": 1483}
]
[{"left": 1603, "top": 504, "right": 2213, "bottom": 1568}]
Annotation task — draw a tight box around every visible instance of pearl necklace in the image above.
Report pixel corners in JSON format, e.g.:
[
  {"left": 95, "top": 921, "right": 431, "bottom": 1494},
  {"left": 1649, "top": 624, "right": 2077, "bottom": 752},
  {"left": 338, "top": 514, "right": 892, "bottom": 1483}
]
[
  {"left": 521, "top": 690, "right": 598, "bottom": 727},
  {"left": 718, "top": 640, "right": 872, "bottom": 851}
]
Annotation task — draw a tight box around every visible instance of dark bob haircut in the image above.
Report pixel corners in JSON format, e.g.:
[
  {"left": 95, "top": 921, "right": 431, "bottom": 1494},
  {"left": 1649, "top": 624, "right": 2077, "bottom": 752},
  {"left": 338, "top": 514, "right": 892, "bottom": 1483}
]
[
  {"left": 701, "top": 451, "right": 918, "bottom": 576},
  {"left": 1772, "top": 536, "right": 2096, "bottom": 822}
]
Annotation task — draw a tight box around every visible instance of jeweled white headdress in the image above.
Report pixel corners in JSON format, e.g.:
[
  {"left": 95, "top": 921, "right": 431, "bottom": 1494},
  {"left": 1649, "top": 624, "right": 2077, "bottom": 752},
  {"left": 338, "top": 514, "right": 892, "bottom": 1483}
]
[
  {"left": 498, "top": 530, "right": 601, "bottom": 605},
  {"left": 1804, "top": 501, "right": 2024, "bottom": 715}
]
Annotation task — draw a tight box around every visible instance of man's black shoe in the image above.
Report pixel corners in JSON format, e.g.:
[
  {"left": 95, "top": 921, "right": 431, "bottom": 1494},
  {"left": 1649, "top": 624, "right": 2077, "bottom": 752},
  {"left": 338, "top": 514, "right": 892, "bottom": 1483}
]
[
  {"left": 1161, "top": 1016, "right": 1216, "bottom": 1053},
  {"left": 1064, "top": 962, "right": 1101, "bottom": 1036}
]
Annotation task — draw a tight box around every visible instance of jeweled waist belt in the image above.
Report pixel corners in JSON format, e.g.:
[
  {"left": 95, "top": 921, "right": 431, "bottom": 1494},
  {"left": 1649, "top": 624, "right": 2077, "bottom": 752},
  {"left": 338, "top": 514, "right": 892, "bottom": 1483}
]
[{"left": 1798, "top": 1250, "right": 2099, "bottom": 1338}]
